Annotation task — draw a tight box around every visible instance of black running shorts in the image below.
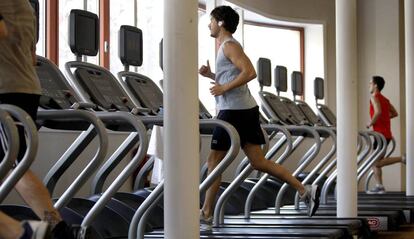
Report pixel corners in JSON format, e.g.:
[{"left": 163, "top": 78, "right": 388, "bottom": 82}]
[
  {"left": 211, "top": 106, "right": 266, "bottom": 151},
  {"left": 0, "top": 93, "right": 40, "bottom": 163},
  {"left": 373, "top": 137, "right": 391, "bottom": 150}
]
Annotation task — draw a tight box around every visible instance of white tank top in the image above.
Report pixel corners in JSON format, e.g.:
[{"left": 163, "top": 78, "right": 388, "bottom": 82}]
[{"left": 214, "top": 38, "right": 256, "bottom": 110}]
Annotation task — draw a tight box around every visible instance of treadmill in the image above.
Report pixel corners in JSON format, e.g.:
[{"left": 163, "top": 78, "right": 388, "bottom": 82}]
[
  {"left": 312, "top": 77, "right": 414, "bottom": 222},
  {"left": 123, "top": 54, "right": 367, "bottom": 237},
  {"left": 62, "top": 15, "right": 312, "bottom": 239},
  {"left": 252, "top": 61, "right": 406, "bottom": 231}
]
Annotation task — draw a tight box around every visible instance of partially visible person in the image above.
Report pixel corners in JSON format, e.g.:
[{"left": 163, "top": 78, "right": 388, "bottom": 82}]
[
  {"left": 0, "top": 1, "right": 77, "bottom": 238},
  {"left": 0, "top": 13, "right": 8, "bottom": 38},
  {"left": 366, "top": 75, "right": 405, "bottom": 194}
]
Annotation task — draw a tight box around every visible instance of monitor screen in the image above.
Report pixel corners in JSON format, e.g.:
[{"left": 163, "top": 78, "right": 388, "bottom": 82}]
[
  {"left": 29, "top": 0, "right": 39, "bottom": 43},
  {"left": 120, "top": 26, "right": 143, "bottom": 66},
  {"left": 76, "top": 16, "right": 96, "bottom": 54},
  {"left": 69, "top": 10, "right": 99, "bottom": 56}
]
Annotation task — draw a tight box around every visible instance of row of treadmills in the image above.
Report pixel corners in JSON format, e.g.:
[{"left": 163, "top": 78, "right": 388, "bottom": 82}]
[{"left": 0, "top": 4, "right": 412, "bottom": 239}]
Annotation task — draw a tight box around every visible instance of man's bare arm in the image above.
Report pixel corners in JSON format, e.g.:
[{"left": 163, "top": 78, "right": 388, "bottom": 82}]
[
  {"left": 368, "top": 95, "right": 382, "bottom": 128},
  {"left": 389, "top": 103, "right": 398, "bottom": 119}
]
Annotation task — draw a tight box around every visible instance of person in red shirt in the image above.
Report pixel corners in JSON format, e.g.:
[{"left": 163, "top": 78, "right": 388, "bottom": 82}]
[{"left": 367, "top": 76, "right": 405, "bottom": 194}]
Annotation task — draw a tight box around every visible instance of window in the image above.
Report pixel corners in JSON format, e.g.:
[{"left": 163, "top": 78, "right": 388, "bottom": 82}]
[
  {"left": 136, "top": 0, "right": 164, "bottom": 84},
  {"left": 59, "top": 0, "right": 98, "bottom": 69},
  {"left": 35, "top": 0, "right": 46, "bottom": 56},
  {"left": 244, "top": 24, "right": 301, "bottom": 102},
  {"left": 109, "top": 0, "right": 135, "bottom": 73}
]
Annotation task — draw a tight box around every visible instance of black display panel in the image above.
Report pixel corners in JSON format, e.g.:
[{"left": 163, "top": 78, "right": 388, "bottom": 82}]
[
  {"left": 291, "top": 71, "right": 303, "bottom": 96},
  {"left": 257, "top": 58, "right": 271, "bottom": 87},
  {"left": 119, "top": 25, "right": 143, "bottom": 66},
  {"left": 74, "top": 68, "right": 131, "bottom": 112},
  {"left": 126, "top": 75, "right": 163, "bottom": 113},
  {"left": 36, "top": 57, "right": 74, "bottom": 110},
  {"left": 275, "top": 66, "right": 287, "bottom": 92},
  {"left": 69, "top": 10, "right": 99, "bottom": 56},
  {"left": 29, "top": 0, "right": 39, "bottom": 43}
]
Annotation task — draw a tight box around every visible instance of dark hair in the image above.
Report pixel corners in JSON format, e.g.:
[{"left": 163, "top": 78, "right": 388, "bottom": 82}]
[
  {"left": 210, "top": 6, "right": 239, "bottom": 34},
  {"left": 372, "top": 76, "right": 385, "bottom": 91}
]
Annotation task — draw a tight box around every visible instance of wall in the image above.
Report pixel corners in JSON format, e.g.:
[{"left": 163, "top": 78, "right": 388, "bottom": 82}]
[
  {"left": 228, "top": 0, "right": 406, "bottom": 190},
  {"left": 228, "top": 0, "right": 337, "bottom": 111},
  {"left": 357, "top": 0, "right": 404, "bottom": 190}
]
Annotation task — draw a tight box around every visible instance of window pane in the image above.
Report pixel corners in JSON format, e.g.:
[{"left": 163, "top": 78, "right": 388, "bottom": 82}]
[
  {"left": 198, "top": 10, "right": 216, "bottom": 115},
  {"left": 137, "top": 0, "right": 164, "bottom": 85},
  {"left": 36, "top": 0, "right": 46, "bottom": 56},
  {"left": 59, "top": 0, "right": 84, "bottom": 68},
  {"left": 85, "top": 0, "right": 99, "bottom": 65},
  {"left": 59, "top": 0, "right": 99, "bottom": 68},
  {"left": 244, "top": 24, "right": 301, "bottom": 102},
  {"left": 110, "top": 0, "right": 135, "bottom": 73}
]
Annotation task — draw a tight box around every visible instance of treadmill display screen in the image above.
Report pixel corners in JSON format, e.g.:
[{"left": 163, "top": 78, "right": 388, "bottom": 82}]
[
  {"left": 120, "top": 26, "right": 143, "bottom": 66},
  {"left": 75, "top": 68, "right": 131, "bottom": 111},
  {"left": 264, "top": 94, "right": 291, "bottom": 124},
  {"left": 36, "top": 63, "right": 72, "bottom": 109},
  {"left": 298, "top": 104, "right": 320, "bottom": 125},
  {"left": 127, "top": 76, "right": 163, "bottom": 112},
  {"left": 76, "top": 16, "right": 96, "bottom": 54},
  {"left": 125, "top": 30, "right": 142, "bottom": 66},
  {"left": 319, "top": 106, "right": 336, "bottom": 125},
  {"left": 284, "top": 100, "right": 307, "bottom": 124}
]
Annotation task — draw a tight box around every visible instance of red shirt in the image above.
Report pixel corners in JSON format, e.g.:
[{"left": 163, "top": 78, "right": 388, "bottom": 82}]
[{"left": 369, "top": 92, "right": 392, "bottom": 139}]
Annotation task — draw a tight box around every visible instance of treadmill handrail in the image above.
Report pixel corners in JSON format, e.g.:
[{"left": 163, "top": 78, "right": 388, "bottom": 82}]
[
  {"left": 37, "top": 109, "right": 108, "bottom": 209},
  {"left": 0, "top": 105, "right": 38, "bottom": 202},
  {"left": 0, "top": 108, "right": 19, "bottom": 183},
  {"left": 90, "top": 115, "right": 163, "bottom": 194},
  {"left": 357, "top": 131, "right": 387, "bottom": 183},
  {"left": 364, "top": 137, "right": 396, "bottom": 191},
  {"left": 294, "top": 127, "right": 336, "bottom": 209},
  {"left": 130, "top": 119, "right": 240, "bottom": 239},
  {"left": 81, "top": 111, "right": 149, "bottom": 229},
  {"left": 274, "top": 127, "right": 321, "bottom": 214},
  {"left": 321, "top": 131, "right": 372, "bottom": 204}
]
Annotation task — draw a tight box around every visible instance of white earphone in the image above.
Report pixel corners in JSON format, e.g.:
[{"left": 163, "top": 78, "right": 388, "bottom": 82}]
[{"left": 218, "top": 21, "right": 223, "bottom": 27}]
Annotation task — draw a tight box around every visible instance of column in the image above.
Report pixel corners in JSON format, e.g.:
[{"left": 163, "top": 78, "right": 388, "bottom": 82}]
[
  {"left": 336, "top": 0, "right": 358, "bottom": 217},
  {"left": 164, "top": 0, "right": 200, "bottom": 238},
  {"left": 405, "top": 0, "right": 414, "bottom": 195}
]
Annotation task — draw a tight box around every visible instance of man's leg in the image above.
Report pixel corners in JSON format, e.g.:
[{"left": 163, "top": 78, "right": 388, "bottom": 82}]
[
  {"left": 14, "top": 170, "right": 62, "bottom": 227},
  {"left": 201, "top": 150, "right": 227, "bottom": 218},
  {"left": 242, "top": 143, "right": 305, "bottom": 195},
  {"left": 376, "top": 156, "right": 403, "bottom": 167},
  {"left": 371, "top": 156, "right": 402, "bottom": 187},
  {"left": 0, "top": 211, "right": 23, "bottom": 239},
  {"left": 372, "top": 165, "right": 383, "bottom": 185}
]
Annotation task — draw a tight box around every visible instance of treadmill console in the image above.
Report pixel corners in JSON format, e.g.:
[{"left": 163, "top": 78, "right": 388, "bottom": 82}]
[
  {"left": 318, "top": 105, "right": 336, "bottom": 126},
  {"left": 282, "top": 98, "right": 310, "bottom": 126},
  {"left": 297, "top": 103, "right": 322, "bottom": 126},
  {"left": 36, "top": 60, "right": 74, "bottom": 110},
  {"left": 125, "top": 75, "right": 163, "bottom": 114},
  {"left": 262, "top": 92, "right": 294, "bottom": 124},
  {"left": 74, "top": 68, "right": 132, "bottom": 112}
]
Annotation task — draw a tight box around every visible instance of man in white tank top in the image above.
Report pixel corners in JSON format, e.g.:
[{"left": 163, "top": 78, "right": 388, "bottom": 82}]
[{"left": 198, "top": 5, "right": 320, "bottom": 229}]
